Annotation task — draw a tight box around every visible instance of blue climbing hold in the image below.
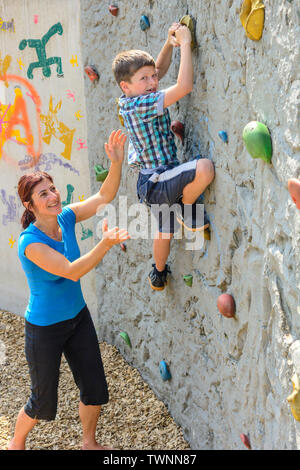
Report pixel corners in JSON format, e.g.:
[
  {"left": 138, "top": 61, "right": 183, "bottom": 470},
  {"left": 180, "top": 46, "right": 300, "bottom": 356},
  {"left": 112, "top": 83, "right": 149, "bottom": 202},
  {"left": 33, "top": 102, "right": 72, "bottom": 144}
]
[
  {"left": 159, "top": 360, "right": 171, "bottom": 381},
  {"left": 218, "top": 131, "right": 228, "bottom": 143},
  {"left": 140, "top": 15, "right": 150, "bottom": 31}
]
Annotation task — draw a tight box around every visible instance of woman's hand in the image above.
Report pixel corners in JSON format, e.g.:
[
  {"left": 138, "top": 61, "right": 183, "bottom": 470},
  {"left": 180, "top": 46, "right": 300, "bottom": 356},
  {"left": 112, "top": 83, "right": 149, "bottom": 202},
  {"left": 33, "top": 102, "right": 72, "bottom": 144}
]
[
  {"left": 101, "top": 218, "right": 130, "bottom": 248},
  {"left": 105, "top": 129, "right": 127, "bottom": 165}
]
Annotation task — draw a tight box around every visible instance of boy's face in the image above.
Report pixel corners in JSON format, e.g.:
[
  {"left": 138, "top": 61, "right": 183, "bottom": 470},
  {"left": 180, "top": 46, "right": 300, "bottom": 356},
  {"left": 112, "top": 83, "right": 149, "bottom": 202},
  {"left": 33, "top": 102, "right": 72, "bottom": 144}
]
[{"left": 120, "top": 65, "right": 159, "bottom": 97}]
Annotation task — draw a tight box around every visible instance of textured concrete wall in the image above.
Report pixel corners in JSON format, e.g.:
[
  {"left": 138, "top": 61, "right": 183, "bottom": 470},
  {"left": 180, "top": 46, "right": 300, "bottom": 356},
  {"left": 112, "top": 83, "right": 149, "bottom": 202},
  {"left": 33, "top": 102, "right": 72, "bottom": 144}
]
[
  {"left": 80, "top": 0, "right": 300, "bottom": 450},
  {"left": 0, "top": 0, "right": 97, "bottom": 316}
]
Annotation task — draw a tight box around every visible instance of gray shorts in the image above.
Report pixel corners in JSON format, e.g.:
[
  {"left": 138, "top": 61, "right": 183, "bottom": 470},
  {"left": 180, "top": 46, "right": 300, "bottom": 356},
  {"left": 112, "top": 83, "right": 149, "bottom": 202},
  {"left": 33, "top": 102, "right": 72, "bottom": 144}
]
[{"left": 137, "top": 160, "right": 197, "bottom": 233}]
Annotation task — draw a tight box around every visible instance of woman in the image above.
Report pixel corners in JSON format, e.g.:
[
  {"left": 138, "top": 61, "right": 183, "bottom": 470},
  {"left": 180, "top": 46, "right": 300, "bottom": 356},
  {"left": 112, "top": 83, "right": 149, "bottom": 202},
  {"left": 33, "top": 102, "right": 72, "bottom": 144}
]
[{"left": 8, "top": 130, "right": 129, "bottom": 450}]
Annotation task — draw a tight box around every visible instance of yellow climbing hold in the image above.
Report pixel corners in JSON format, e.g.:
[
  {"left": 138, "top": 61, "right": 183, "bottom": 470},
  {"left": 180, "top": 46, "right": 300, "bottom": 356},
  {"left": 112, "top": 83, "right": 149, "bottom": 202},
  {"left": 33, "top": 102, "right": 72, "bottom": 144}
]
[
  {"left": 204, "top": 228, "right": 211, "bottom": 241},
  {"left": 287, "top": 374, "right": 300, "bottom": 421},
  {"left": 179, "top": 15, "right": 196, "bottom": 50},
  {"left": 240, "top": 0, "right": 265, "bottom": 41}
]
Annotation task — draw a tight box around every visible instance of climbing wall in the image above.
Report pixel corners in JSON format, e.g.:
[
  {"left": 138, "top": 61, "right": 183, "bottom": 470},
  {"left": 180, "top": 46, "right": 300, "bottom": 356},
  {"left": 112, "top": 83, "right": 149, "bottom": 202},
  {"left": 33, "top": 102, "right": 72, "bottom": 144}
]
[
  {"left": 0, "top": 0, "right": 97, "bottom": 317},
  {"left": 81, "top": 0, "right": 300, "bottom": 449}
]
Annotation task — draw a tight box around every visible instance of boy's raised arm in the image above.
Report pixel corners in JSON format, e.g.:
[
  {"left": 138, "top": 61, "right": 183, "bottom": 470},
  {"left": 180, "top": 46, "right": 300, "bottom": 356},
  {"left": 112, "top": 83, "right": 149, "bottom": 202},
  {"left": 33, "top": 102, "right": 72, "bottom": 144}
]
[
  {"left": 163, "top": 25, "right": 193, "bottom": 109},
  {"left": 155, "top": 23, "right": 180, "bottom": 80}
]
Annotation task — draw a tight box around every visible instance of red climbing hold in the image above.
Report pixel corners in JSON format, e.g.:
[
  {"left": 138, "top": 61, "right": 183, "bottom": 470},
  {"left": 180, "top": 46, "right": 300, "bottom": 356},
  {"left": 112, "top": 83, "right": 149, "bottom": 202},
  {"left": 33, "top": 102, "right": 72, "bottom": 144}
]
[
  {"left": 171, "top": 120, "right": 184, "bottom": 144},
  {"left": 217, "top": 294, "right": 236, "bottom": 318},
  {"left": 120, "top": 243, "right": 127, "bottom": 252},
  {"left": 84, "top": 65, "right": 99, "bottom": 82},
  {"left": 109, "top": 5, "right": 119, "bottom": 16},
  {"left": 240, "top": 433, "right": 251, "bottom": 450},
  {"left": 288, "top": 178, "right": 300, "bottom": 210}
]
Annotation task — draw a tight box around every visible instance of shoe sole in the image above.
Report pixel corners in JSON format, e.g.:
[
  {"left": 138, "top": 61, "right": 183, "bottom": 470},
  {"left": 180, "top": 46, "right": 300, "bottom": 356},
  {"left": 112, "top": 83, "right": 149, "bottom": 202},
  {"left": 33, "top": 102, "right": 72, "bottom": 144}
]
[
  {"left": 176, "top": 216, "right": 209, "bottom": 233},
  {"left": 147, "top": 276, "right": 165, "bottom": 291}
]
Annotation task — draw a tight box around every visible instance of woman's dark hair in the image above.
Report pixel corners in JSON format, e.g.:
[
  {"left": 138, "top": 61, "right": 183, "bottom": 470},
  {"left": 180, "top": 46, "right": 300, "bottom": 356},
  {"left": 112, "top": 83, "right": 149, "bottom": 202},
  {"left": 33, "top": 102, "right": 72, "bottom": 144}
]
[{"left": 17, "top": 171, "right": 54, "bottom": 229}]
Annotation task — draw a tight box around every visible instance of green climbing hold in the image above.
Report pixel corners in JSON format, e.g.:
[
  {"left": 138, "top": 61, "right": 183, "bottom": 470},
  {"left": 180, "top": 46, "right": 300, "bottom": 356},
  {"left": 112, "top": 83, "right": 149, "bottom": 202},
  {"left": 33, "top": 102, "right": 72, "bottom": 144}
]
[
  {"left": 183, "top": 274, "right": 193, "bottom": 287},
  {"left": 242, "top": 121, "right": 272, "bottom": 163},
  {"left": 120, "top": 331, "right": 132, "bottom": 348},
  {"left": 94, "top": 164, "right": 109, "bottom": 182}
]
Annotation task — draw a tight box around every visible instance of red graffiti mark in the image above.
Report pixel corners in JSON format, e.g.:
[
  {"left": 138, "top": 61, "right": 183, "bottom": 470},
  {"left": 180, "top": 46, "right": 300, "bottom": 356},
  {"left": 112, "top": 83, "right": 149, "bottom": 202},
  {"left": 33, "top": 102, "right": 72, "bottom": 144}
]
[
  {"left": 34, "top": 15, "right": 39, "bottom": 24},
  {"left": 0, "top": 74, "right": 42, "bottom": 168},
  {"left": 77, "top": 138, "right": 87, "bottom": 150},
  {"left": 66, "top": 90, "right": 75, "bottom": 102}
]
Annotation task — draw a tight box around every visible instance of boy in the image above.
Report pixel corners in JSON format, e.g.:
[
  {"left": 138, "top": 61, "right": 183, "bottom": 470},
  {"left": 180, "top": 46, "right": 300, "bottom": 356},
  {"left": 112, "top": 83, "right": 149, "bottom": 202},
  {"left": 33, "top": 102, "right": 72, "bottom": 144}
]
[{"left": 112, "top": 23, "right": 215, "bottom": 291}]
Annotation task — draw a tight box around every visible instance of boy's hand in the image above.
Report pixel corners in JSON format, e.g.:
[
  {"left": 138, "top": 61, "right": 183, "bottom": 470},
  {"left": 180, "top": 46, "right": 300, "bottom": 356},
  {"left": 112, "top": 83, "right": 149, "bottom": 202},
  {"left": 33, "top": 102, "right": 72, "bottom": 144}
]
[
  {"left": 168, "top": 22, "right": 181, "bottom": 47},
  {"left": 104, "top": 129, "right": 127, "bottom": 164},
  {"left": 175, "top": 25, "right": 192, "bottom": 47}
]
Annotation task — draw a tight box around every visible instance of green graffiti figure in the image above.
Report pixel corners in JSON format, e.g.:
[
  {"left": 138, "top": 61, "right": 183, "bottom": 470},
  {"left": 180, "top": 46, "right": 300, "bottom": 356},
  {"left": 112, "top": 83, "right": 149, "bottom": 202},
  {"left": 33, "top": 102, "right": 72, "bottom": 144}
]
[
  {"left": 80, "top": 223, "right": 93, "bottom": 240},
  {"left": 62, "top": 184, "right": 74, "bottom": 207},
  {"left": 19, "top": 22, "right": 64, "bottom": 79}
]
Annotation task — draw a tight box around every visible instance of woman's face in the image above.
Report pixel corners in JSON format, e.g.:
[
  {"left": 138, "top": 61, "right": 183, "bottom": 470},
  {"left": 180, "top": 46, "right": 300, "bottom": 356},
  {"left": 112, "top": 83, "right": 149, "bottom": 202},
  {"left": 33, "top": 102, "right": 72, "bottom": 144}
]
[{"left": 30, "top": 178, "right": 62, "bottom": 218}]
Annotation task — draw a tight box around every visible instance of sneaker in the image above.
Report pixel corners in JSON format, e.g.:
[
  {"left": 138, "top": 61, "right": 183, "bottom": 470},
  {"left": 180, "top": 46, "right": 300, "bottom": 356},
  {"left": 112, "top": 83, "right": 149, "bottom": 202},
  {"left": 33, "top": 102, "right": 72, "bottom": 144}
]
[
  {"left": 176, "top": 200, "right": 209, "bottom": 232},
  {"left": 148, "top": 264, "right": 171, "bottom": 291}
]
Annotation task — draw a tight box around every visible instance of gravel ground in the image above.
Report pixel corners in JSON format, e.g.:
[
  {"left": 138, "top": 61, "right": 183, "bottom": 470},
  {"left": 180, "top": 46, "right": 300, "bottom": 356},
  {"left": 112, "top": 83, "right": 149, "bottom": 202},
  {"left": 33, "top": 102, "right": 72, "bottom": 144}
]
[{"left": 0, "top": 310, "right": 190, "bottom": 450}]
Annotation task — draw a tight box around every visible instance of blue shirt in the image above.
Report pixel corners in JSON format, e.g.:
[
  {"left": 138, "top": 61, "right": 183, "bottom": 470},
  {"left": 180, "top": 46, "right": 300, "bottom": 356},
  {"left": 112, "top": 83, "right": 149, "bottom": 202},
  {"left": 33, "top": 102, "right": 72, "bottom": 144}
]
[
  {"left": 18, "top": 206, "right": 86, "bottom": 326},
  {"left": 118, "top": 90, "right": 178, "bottom": 169}
]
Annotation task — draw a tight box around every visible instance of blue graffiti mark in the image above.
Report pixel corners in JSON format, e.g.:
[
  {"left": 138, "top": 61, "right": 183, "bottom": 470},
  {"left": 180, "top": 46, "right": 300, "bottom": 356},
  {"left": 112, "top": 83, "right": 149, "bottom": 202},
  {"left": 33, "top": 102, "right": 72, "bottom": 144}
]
[
  {"left": 18, "top": 153, "right": 80, "bottom": 175},
  {"left": 0, "top": 189, "right": 18, "bottom": 225},
  {"left": 0, "top": 18, "right": 15, "bottom": 32}
]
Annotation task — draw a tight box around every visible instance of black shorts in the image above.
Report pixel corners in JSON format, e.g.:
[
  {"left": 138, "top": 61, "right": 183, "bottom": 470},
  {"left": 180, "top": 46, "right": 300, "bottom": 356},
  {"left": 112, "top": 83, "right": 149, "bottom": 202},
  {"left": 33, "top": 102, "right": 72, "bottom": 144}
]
[
  {"left": 137, "top": 160, "right": 197, "bottom": 233},
  {"left": 24, "top": 305, "right": 109, "bottom": 421}
]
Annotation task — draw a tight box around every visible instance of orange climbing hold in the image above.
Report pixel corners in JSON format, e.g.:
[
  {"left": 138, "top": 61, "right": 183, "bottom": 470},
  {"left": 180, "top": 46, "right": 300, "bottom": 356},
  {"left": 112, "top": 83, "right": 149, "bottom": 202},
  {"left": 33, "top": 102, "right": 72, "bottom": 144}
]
[
  {"left": 240, "top": 0, "right": 265, "bottom": 41},
  {"left": 240, "top": 433, "right": 252, "bottom": 450},
  {"left": 85, "top": 65, "right": 99, "bottom": 82},
  {"left": 171, "top": 120, "right": 184, "bottom": 144},
  {"left": 109, "top": 5, "right": 119, "bottom": 16},
  {"left": 288, "top": 178, "right": 300, "bottom": 210},
  {"left": 217, "top": 294, "right": 236, "bottom": 318}
]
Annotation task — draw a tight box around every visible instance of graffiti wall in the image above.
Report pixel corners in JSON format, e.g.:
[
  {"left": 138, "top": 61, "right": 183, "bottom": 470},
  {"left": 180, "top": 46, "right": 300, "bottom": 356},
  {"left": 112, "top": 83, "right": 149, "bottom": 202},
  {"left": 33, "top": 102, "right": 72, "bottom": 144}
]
[{"left": 0, "top": 0, "right": 97, "bottom": 316}]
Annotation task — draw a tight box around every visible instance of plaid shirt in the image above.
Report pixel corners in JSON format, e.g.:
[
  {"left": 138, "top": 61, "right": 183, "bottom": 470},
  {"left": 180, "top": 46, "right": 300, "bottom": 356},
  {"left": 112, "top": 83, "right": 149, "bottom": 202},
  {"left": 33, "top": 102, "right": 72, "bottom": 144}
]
[{"left": 118, "top": 90, "right": 178, "bottom": 169}]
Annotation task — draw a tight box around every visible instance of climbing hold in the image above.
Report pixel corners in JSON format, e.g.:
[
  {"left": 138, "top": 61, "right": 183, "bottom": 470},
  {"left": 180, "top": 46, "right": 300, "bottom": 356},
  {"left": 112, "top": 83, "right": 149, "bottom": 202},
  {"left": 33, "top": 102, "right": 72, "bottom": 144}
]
[
  {"left": 120, "top": 242, "right": 127, "bottom": 252},
  {"left": 159, "top": 360, "right": 172, "bottom": 381},
  {"left": 116, "top": 98, "right": 124, "bottom": 127},
  {"left": 240, "top": 433, "right": 252, "bottom": 450},
  {"left": 84, "top": 65, "right": 99, "bottom": 82},
  {"left": 288, "top": 179, "right": 300, "bottom": 210},
  {"left": 120, "top": 331, "right": 132, "bottom": 348},
  {"left": 109, "top": 5, "right": 119, "bottom": 16},
  {"left": 240, "top": 0, "right": 265, "bottom": 41},
  {"left": 204, "top": 227, "right": 211, "bottom": 240},
  {"left": 287, "top": 374, "right": 300, "bottom": 421},
  {"left": 242, "top": 121, "right": 272, "bottom": 163},
  {"left": 140, "top": 15, "right": 150, "bottom": 31},
  {"left": 94, "top": 164, "right": 109, "bottom": 182},
  {"left": 218, "top": 130, "right": 228, "bottom": 143},
  {"left": 179, "top": 15, "right": 196, "bottom": 50},
  {"left": 183, "top": 274, "right": 193, "bottom": 287},
  {"left": 217, "top": 293, "right": 236, "bottom": 318},
  {"left": 171, "top": 120, "right": 184, "bottom": 144}
]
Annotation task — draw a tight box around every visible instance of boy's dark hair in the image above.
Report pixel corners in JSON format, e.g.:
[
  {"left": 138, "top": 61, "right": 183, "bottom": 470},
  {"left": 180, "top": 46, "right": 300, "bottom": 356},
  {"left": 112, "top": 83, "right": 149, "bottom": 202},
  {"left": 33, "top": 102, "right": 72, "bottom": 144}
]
[{"left": 112, "top": 49, "right": 155, "bottom": 85}]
